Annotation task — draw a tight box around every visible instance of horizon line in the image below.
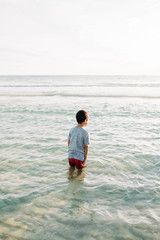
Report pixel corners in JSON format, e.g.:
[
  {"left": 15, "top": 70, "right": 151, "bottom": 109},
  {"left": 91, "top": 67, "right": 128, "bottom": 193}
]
[{"left": 0, "top": 74, "right": 160, "bottom": 77}]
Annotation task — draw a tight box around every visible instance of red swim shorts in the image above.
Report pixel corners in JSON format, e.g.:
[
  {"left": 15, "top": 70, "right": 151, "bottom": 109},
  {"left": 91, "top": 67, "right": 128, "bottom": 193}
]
[{"left": 69, "top": 158, "right": 86, "bottom": 169}]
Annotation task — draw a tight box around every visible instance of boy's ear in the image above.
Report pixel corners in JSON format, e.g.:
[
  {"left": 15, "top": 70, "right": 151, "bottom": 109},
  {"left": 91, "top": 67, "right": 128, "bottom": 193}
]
[{"left": 85, "top": 119, "right": 88, "bottom": 124}]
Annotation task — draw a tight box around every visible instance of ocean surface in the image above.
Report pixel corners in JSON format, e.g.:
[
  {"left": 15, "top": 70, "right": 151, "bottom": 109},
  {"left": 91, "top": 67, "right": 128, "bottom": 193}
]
[{"left": 0, "top": 75, "right": 160, "bottom": 240}]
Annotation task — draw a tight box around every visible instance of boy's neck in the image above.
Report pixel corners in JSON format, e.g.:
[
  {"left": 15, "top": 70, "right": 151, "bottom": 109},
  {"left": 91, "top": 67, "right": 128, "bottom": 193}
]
[{"left": 77, "top": 123, "right": 84, "bottom": 128}]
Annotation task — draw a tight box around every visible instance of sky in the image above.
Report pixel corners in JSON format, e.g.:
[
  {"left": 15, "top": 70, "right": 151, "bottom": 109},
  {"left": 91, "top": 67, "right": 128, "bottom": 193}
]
[{"left": 0, "top": 0, "right": 160, "bottom": 75}]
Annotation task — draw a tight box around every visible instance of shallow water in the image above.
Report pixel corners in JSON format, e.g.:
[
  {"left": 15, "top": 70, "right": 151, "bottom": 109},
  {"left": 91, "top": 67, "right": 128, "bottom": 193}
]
[{"left": 0, "top": 76, "right": 160, "bottom": 240}]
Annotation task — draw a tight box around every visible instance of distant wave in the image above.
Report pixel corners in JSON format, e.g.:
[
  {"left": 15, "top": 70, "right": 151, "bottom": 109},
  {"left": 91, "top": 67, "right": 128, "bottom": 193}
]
[
  {"left": 47, "top": 93, "right": 160, "bottom": 99},
  {"left": 1, "top": 81, "right": 160, "bottom": 99},
  {"left": 1, "top": 83, "right": 160, "bottom": 87},
  {"left": 0, "top": 92, "right": 160, "bottom": 99}
]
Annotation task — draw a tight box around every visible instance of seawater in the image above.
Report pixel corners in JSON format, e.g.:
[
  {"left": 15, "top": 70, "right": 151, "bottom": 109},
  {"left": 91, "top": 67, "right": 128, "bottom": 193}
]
[{"left": 0, "top": 75, "right": 160, "bottom": 240}]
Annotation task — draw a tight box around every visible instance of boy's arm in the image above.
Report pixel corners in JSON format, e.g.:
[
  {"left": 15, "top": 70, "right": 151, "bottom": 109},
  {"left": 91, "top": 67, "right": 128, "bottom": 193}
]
[
  {"left": 83, "top": 145, "right": 88, "bottom": 166},
  {"left": 68, "top": 140, "right": 70, "bottom": 147}
]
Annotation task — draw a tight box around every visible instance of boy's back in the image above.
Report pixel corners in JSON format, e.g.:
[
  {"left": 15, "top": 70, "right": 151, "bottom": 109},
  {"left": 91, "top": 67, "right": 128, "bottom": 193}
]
[{"left": 68, "top": 126, "right": 89, "bottom": 161}]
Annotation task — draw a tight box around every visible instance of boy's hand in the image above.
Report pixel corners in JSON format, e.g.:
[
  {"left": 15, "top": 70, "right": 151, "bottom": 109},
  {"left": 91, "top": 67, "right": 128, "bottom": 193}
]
[
  {"left": 83, "top": 145, "right": 88, "bottom": 166},
  {"left": 82, "top": 158, "right": 87, "bottom": 166},
  {"left": 82, "top": 160, "right": 87, "bottom": 168}
]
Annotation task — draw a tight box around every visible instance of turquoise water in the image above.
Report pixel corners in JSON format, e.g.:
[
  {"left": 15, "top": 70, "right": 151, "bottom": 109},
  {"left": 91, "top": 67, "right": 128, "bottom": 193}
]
[{"left": 0, "top": 76, "right": 160, "bottom": 240}]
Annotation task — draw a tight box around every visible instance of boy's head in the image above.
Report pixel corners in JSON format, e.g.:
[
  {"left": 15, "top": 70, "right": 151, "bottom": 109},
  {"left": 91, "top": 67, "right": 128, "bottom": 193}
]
[{"left": 76, "top": 110, "right": 88, "bottom": 124}]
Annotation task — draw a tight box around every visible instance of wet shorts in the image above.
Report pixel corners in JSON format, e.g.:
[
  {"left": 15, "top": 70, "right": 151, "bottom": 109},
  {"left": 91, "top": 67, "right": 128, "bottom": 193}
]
[{"left": 69, "top": 158, "right": 86, "bottom": 169}]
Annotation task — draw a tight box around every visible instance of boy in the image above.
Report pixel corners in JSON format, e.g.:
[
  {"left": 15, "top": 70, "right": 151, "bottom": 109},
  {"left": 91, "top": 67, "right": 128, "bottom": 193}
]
[{"left": 68, "top": 110, "right": 89, "bottom": 169}]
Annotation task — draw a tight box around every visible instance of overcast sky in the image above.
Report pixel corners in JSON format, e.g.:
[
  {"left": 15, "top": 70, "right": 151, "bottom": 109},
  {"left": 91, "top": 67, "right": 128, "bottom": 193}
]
[{"left": 0, "top": 0, "right": 160, "bottom": 75}]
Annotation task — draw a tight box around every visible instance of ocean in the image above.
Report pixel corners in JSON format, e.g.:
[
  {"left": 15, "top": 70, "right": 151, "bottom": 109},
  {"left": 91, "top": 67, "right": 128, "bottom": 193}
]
[{"left": 0, "top": 75, "right": 160, "bottom": 240}]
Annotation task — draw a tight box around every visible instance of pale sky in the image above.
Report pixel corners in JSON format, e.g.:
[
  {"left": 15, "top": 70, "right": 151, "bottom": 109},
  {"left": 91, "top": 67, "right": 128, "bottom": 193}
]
[{"left": 0, "top": 0, "right": 160, "bottom": 75}]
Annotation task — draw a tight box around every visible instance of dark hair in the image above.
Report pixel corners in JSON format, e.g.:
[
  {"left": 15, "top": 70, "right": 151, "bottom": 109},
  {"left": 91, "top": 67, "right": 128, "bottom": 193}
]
[{"left": 76, "top": 110, "right": 87, "bottom": 123}]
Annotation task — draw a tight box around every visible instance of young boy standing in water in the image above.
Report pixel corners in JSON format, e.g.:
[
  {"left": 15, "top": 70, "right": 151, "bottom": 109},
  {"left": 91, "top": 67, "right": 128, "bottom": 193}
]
[{"left": 68, "top": 110, "right": 89, "bottom": 170}]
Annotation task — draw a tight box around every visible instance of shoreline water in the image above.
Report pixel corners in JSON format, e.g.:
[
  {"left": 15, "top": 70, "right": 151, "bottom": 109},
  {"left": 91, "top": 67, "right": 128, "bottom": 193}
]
[{"left": 0, "top": 75, "right": 160, "bottom": 239}]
